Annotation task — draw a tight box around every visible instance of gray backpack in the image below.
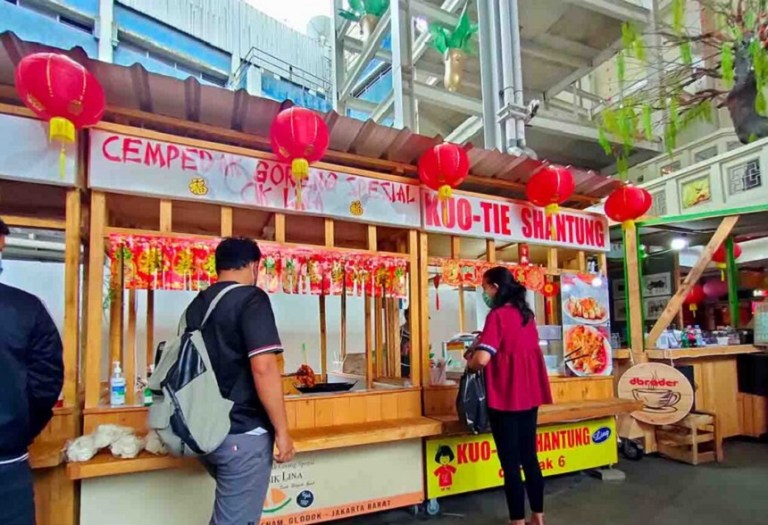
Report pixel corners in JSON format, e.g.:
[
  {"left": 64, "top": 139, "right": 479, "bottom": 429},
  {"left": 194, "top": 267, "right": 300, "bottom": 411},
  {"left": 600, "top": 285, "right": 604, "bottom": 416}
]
[{"left": 148, "top": 284, "right": 243, "bottom": 456}]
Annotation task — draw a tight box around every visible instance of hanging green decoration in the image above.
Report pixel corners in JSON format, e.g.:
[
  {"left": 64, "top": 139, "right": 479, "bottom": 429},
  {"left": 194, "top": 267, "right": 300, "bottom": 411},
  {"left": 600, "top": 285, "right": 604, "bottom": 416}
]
[
  {"left": 642, "top": 105, "right": 653, "bottom": 141},
  {"left": 721, "top": 44, "right": 734, "bottom": 88},
  {"left": 680, "top": 41, "right": 693, "bottom": 66},
  {"left": 672, "top": 0, "right": 685, "bottom": 33}
]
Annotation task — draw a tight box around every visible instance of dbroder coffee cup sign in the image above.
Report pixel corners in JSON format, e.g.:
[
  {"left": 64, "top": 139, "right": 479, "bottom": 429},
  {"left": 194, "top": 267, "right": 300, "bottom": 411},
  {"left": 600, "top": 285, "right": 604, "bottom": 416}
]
[{"left": 618, "top": 363, "right": 694, "bottom": 425}]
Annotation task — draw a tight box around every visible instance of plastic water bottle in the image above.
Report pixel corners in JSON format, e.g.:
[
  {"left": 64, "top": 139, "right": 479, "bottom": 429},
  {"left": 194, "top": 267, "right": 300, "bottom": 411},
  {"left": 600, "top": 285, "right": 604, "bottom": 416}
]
[
  {"left": 110, "top": 361, "right": 126, "bottom": 406},
  {"left": 694, "top": 325, "right": 704, "bottom": 347}
]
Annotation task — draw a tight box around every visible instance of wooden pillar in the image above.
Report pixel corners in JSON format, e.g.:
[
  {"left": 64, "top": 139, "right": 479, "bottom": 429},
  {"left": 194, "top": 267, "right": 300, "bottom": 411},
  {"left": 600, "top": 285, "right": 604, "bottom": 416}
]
[
  {"left": 125, "top": 290, "right": 137, "bottom": 405},
  {"left": 624, "top": 223, "right": 645, "bottom": 355},
  {"left": 274, "top": 213, "right": 286, "bottom": 243},
  {"left": 84, "top": 192, "right": 107, "bottom": 409},
  {"left": 220, "top": 207, "right": 233, "bottom": 237},
  {"left": 62, "top": 189, "right": 81, "bottom": 407},
  {"left": 451, "top": 237, "right": 465, "bottom": 332},
  {"left": 366, "top": 225, "right": 377, "bottom": 389},
  {"left": 419, "top": 232, "right": 431, "bottom": 385},
  {"left": 408, "top": 230, "right": 422, "bottom": 387}
]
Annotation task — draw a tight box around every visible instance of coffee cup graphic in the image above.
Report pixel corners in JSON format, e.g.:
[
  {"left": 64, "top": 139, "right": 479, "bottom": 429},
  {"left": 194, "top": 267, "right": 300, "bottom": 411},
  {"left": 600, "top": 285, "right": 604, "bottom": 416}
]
[{"left": 632, "top": 388, "right": 680, "bottom": 412}]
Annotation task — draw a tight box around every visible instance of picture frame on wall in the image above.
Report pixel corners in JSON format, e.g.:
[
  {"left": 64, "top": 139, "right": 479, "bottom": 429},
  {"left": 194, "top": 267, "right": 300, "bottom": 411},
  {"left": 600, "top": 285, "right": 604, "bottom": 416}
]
[
  {"left": 644, "top": 296, "right": 670, "bottom": 320},
  {"left": 614, "top": 300, "right": 627, "bottom": 322},
  {"left": 643, "top": 273, "right": 673, "bottom": 297},
  {"left": 612, "top": 279, "right": 626, "bottom": 298}
]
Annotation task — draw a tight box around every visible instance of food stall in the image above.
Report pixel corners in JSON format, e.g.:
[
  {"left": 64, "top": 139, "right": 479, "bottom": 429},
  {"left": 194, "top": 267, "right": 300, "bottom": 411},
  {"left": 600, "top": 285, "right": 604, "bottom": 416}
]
[
  {"left": 0, "top": 103, "right": 82, "bottom": 525},
  {"left": 620, "top": 207, "right": 768, "bottom": 446},
  {"left": 418, "top": 186, "right": 641, "bottom": 512}
]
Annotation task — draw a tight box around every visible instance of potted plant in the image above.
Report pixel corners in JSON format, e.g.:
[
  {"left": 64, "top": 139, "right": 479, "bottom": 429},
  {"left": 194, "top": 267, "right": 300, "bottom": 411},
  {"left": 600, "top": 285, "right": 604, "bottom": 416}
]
[
  {"left": 429, "top": 2, "right": 478, "bottom": 92},
  {"left": 598, "top": 0, "right": 768, "bottom": 174},
  {"left": 338, "top": 0, "right": 389, "bottom": 42}
]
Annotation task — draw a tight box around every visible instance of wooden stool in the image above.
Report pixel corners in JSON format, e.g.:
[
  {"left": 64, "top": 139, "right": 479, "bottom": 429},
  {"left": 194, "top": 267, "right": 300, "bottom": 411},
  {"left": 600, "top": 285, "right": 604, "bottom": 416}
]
[{"left": 656, "top": 411, "right": 724, "bottom": 466}]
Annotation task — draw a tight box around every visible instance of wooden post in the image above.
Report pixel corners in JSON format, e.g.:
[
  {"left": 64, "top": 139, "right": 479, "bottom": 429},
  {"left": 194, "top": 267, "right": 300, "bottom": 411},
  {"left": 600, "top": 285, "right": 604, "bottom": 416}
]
[
  {"left": 547, "top": 248, "right": 558, "bottom": 272},
  {"left": 599, "top": 253, "right": 607, "bottom": 274},
  {"left": 108, "top": 261, "right": 124, "bottom": 371},
  {"left": 274, "top": 213, "right": 286, "bottom": 243},
  {"left": 625, "top": 224, "right": 645, "bottom": 355},
  {"left": 365, "top": 293, "right": 373, "bottom": 389},
  {"left": 645, "top": 216, "right": 740, "bottom": 348},
  {"left": 125, "top": 290, "right": 137, "bottom": 405},
  {"left": 419, "top": 232, "right": 431, "bottom": 386},
  {"left": 84, "top": 192, "right": 107, "bottom": 409},
  {"left": 577, "top": 250, "right": 587, "bottom": 272},
  {"left": 220, "top": 207, "right": 233, "bottom": 237},
  {"left": 62, "top": 189, "right": 81, "bottom": 408},
  {"left": 159, "top": 200, "right": 173, "bottom": 232},
  {"left": 486, "top": 239, "right": 496, "bottom": 263},
  {"left": 374, "top": 296, "right": 384, "bottom": 377},
  {"left": 451, "top": 237, "right": 465, "bottom": 332},
  {"left": 146, "top": 290, "right": 155, "bottom": 370},
  {"left": 319, "top": 296, "right": 327, "bottom": 378},
  {"left": 341, "top": 288, "right": 347, "bottom": 359},
  {"left": 408, "top": 230, "right": 422, "bottom": 387}
]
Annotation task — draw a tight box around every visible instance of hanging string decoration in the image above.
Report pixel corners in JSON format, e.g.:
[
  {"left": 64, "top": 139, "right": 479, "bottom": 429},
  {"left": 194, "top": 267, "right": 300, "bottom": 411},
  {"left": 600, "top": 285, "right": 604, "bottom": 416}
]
[
  {"left": 525, "top": 165, "right": 575, "bottom": 239},
  {"left": 418, "top": 142, "right": 470, "bottom": 223},
  {"left": 269, "top": 106, "right": 330, "bottom": 207},
  {"left": 15, "top": 52, "right": 106, "bottom": 179}
]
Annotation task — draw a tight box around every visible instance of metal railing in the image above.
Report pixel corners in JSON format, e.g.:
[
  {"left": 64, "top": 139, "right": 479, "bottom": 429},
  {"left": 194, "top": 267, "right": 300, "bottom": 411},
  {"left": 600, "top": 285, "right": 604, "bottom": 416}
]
[{"left": 229, "top": 46, "right": 332, "bottom": 95}]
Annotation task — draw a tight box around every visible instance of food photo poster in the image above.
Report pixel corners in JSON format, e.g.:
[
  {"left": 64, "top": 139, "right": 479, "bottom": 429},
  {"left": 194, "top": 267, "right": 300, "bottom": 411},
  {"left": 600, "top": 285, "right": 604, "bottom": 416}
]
[{"left": 560, "top": 272, "right": 613, "bottom": 377}]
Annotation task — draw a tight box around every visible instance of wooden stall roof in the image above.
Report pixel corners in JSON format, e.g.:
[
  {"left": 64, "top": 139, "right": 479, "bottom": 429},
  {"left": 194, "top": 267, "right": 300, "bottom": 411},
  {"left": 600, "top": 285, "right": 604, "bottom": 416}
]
[{"left": 0, "top": 31, "right": 620, "bottom": 208}]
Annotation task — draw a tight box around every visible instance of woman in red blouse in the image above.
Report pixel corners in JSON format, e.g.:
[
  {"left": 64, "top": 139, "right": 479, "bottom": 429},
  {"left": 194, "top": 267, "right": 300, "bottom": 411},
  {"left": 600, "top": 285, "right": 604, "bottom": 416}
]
[{"left": 467, "top": 266, "right": 552, "bottom": 525}]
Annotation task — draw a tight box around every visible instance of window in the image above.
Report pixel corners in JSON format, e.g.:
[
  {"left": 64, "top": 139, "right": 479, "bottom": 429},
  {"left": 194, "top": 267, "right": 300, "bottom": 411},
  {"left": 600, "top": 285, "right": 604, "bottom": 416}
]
[
  {"left": 660, "top": 161, "right": 681, "bottom": 177},
  {"left": 693, "top": 146, "right": 718, "bottom": 163},
  {"left": 728, "top": 159, "right": 762, "bottom": 194},
  {"left": 119, "top": 40, "right": 227, "bottom": 87}
]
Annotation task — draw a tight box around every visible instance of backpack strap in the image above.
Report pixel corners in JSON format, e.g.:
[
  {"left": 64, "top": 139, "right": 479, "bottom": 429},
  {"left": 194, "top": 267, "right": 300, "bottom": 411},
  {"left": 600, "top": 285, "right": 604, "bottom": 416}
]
[{"left": 201, "top": 284, "right": 248, "bottom": 327}]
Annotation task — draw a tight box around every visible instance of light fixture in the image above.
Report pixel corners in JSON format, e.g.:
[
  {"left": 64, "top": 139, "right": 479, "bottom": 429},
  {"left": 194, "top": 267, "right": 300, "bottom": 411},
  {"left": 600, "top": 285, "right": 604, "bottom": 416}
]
[
  {"left": 670, "top": 237, "right": 688, "bottom": 251},
  {"left": 591, "top": 275, "right": 604, "bottom": 288}
]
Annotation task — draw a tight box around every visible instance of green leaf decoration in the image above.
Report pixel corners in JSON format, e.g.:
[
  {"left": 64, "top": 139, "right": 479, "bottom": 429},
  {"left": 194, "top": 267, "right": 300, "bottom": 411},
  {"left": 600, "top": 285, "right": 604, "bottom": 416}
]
[
  {"left": 598, "top": 126, "right": 612, "bottom": 155},
  {"left": 338, "top": 9, "right": 361, "bottom": 22},
  {"left": 634, "top": 37, "right": 646, "bottom": 62},
  {"left": 617, "top": 156, "right": 629, "bottom": 179},
  {"left": 680, "top": 41, "right": 693, "bottom": 66},
  {"left": 349, "top": 0, "right": 364, "bottom": 12},
  {"left": 757, "top": 90, "right": 768, "bottom": 117},
  {"left": 669, "top": 96, "right": 680, "bottom": 133},
  {"left": 721, "top": 44, "right": 734, "bottom": 88},
  {"left": 621, "top": 22, "right": 635, "bottom": 50},
  {"left": 745, "top": 10, "right": 757, "bottom": 31},
  {"left": 749, "top": 133, "right": 760, "bottom": 143},
  {"left": 642, "top": 104, "right": 653, "bottom": 141},
  {"left": 617, "top": 51, "right": 626, "bottom": 85},
  {"left": 601, "top": 107, "right": 618, "bottom": 135},
  {"left": 429, "top": 23, "right": 450, "bottom": 54},
  {"left": 672, "top": 0, "right": 685, "bottom": 33}
]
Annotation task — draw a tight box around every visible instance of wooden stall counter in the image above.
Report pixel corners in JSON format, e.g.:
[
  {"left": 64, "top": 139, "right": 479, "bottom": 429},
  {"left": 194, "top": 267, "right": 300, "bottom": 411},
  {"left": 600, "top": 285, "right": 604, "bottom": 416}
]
[{"left": 645, "top": 345, "right": 762, "bottom": 360}]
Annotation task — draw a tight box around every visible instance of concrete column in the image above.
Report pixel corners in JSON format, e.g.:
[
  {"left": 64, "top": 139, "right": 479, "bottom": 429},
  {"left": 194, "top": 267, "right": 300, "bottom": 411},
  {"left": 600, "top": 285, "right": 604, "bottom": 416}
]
[
  {"left": 390, "top": 0, "right": 417, "bottom": 130},
  {"left": 246, "top": 66, "right": 263, "bottom": 97},
  {"left": 330, "top": 0, "right": 347, "bottom": 114},
  {"left": 97, "top": 0, "right": 115, "bottom": 63}
]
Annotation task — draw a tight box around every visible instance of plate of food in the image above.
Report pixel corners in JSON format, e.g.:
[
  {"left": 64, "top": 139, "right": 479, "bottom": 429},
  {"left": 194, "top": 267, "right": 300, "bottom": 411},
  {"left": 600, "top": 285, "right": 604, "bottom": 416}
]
[
  {"left": 564, "top": 296, "right": 609, "bottom": 325},
  {"left": 564, "top": 325, "right": 611, "bottom": 376},
  {"left": 293, "top": 364, "right": 356, "bottom": 394}
]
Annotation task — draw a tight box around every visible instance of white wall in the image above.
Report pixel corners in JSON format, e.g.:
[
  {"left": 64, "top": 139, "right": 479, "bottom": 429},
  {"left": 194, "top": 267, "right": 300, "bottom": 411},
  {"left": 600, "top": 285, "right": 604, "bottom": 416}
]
[{"left": 1, "top": 259, "right": 66, "bottom": 333}]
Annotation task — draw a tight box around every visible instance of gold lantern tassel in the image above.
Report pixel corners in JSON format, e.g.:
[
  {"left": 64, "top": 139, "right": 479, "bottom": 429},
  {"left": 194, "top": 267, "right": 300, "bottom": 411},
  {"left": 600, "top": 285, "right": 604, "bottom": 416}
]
[
  {"left": 291, "top": 158, "right": 309, "bottom": 208},
  {"left": 718, "top": 263, "right": 726, "bottom": 282},
  {"left": 545, "top": 203, "right": 559, "bottom": 240},
  {"left": 49, "top": 116, "right": 75, "bottom": 180},
  {"left": 438, "top": 185, "right": 452, "bottom": 225}
]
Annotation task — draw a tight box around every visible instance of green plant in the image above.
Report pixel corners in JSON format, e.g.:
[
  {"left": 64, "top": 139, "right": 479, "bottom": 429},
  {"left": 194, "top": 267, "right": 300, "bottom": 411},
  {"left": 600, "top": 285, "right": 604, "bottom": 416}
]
[
  {"left": 338, "top": 0, "right": 389, "bottom": 22},
  {"left": 429, "top": 2, "right": 478, "bottom": 54},
  {"left": 598, "top": 0, "right": 768, "bottom": 177}
]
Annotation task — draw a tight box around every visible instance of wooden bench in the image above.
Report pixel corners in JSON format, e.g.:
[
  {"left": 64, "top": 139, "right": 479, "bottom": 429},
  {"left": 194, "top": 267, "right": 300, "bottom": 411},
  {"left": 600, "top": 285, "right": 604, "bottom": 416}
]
[
  {"left": 430, "top": 398, "right": 643, "bottom": 435},
  {"left": 657, "top": 411, "right": 724, "bottom": 466},
  {"left": 67, "top": 416, "right": 442, "bottom": 480}
]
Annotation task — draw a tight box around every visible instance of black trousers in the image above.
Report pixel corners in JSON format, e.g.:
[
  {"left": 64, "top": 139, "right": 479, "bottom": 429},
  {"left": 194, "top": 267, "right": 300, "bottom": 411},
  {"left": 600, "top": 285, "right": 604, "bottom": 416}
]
[
  {"left": 0, "top": 459, "right": 35, "bottom": 525},
  {"left": 489, "top": 408, "right": 544, "bottom": 521}
]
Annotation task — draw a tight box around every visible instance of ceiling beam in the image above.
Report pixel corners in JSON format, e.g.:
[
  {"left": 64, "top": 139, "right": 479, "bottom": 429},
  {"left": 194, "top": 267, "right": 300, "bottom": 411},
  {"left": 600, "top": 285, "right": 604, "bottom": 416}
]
[
  {"left": 339, "top": 10, "right": 392, "bottom": 102},
  {"left": 445, "top": 115, "right": 484, "bottom": 144},
  {"left": 372, "top": 92, "right": 395, "bottom": 122},
  {"left": 344, "top": 37, "right": 392, "bottom": 63},
  {"left": 545, "top": 37, "right": 623, "bottom": 100},
  {"left": 521, "top": 40, "right": 590, "bottom": 69},
  {"left": 346, "top": 97, "right": 379, "bottom": 113},
  {"left": 413, "top": 82, "right": 483, "bottom": 115},
  {"left": 411, "top": 0, "right": 459, "bottom": 27},
  {"left": 563, "top": 0, "right": 650, "bottom": 25}
]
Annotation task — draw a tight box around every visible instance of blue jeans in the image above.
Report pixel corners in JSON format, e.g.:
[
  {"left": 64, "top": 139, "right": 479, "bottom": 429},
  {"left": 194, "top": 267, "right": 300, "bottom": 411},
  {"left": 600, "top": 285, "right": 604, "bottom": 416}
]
[{"left": 0, "top": 459, "right": 35, "bottom": 525}]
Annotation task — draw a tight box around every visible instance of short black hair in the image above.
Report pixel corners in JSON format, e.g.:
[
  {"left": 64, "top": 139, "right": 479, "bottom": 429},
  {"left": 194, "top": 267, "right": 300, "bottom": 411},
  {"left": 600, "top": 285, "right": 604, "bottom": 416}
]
[
  {"left": 434, "top": 445, "right": 455, "bottom": 463},
  {"left": 215, "top": 237, "right": 261, "bottom": 273},
  {"left": 0, "top": 217, "right": 8, "bottom": 236}
]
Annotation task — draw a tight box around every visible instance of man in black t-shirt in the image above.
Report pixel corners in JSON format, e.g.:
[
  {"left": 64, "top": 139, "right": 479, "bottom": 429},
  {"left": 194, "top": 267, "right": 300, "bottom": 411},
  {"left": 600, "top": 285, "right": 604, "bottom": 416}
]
[{"left": 185, "top": 237, "right": 294, "bottom": 525}]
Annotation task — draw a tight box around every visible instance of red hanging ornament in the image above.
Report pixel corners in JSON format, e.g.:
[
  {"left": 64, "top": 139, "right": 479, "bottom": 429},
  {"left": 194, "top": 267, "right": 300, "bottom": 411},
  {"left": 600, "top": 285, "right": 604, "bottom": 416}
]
[
  {"left": 418, "top": 142, "right": 470, "bottom": 223},
  {"left": 541, "top": 281, "right": 559, "bottom": 298},
  {"left": 269, "top": 107, "right": 330, "bottom": 207},
  {"left": 604, "top": 184, "right": 653, "bottom": 230},
  {"left": 683, "top": 283, "right": 705, "bottom": 313},
  {"left": 712, "top": 241, "right": 742, "bottom": 281},
  {"left": 433, "top": 274, "right": 442, "bottom": 310},
  {"left": 525, "top": 165, "right": 575, "bottom": 239},
  {"left": 15, "top": 53, "right": 105, "bottom": 179}
]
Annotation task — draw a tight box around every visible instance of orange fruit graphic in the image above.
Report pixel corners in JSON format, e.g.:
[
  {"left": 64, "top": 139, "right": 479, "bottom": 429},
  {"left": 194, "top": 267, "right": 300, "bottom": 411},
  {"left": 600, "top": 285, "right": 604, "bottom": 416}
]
[{"left": 263, "top": 488, "right": 291, "bottom": 513}]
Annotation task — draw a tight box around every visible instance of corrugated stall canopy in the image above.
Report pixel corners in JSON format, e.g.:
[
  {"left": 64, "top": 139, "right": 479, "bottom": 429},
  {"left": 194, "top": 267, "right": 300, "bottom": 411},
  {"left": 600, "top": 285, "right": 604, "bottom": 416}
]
[{"left": 0, "top": 32, "right": 620, "bottom": 207}]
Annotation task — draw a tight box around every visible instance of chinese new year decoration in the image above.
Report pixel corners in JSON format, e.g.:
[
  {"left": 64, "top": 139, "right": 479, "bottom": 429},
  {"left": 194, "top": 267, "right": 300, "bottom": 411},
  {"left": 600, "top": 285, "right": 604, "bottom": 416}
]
[
  {"left": 15, "top": 52, "right": 105, "bottom": 179},
  {"left": 603, "top": 184, "right": 653, "bottom": 230},
  {"left": 269, "top": 107, "right": 330, "bottom": 207},
  {"left": 712, "top": 240, "right": 742, "bottom": 281},
  {"left": 108, "top": 235, "right": 407, "bottom": 298},
  {"left": 418, "top": 142, "right": 470, "bottom": 223},
  {"left": 683, "top": 284, "right": 705, "bottom": 313},
  {"left": 703, "top": 278, "right": 728, "bottom": 300},
  {"left": 519, "top": 243, "right": 530, "bottom": 265},
  {"left": 525, "top": 165, "right": 575, "bottom": 239},
  {"left": 433, "top": 274, "right": 441, "bottom": 310},
  {"left": 434, "top": 258, "right": 550, "bottom": 295}
]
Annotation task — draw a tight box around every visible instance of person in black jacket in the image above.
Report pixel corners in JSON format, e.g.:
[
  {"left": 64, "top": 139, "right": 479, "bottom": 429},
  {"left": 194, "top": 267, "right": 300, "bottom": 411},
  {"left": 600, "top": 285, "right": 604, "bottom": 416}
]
[{"left": 0, "top": 217, "right": 64, "bottom": 525}]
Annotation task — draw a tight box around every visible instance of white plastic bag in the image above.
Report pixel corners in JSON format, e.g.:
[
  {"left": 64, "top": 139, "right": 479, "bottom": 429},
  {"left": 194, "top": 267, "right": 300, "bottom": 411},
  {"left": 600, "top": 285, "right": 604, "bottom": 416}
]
[
  {"left": 144, "top": 430, "right": 168, "bottom": 456},
  {"left": 110, "top": 434, "right": 145, "bottom": 459},
  {"left": 66, "top": 435, "right": 98, "bottom": 463},
  {"left": 93, "top": 424, "right": 134, "bottom": 449}
]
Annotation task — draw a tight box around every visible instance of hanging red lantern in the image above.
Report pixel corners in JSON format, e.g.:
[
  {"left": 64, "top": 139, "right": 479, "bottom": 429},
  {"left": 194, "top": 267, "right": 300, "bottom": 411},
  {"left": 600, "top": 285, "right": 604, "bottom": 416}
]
[
  {"left": 683, "top": 284, "right": 705, "bottom": 313},
  {"left": 604, "top": 184, "right": 653, "bottom": 230},
  {"left": 15, "top": 52, "right": 105, "bottom": 179},
  {"left": 418, "top": 142, "right": 470, "bottom": 223},
  {"left": 525, "top": 165, "right": 575, "bottom": 239},
  {"left": 269, "top": 107, "right": 330, "bottom": 207},
  {"left": 712, "top": 241, "right": 742, "bottom": 281},
  {"left": 703, "top": 279, "right": 728, "bottom": 300}
]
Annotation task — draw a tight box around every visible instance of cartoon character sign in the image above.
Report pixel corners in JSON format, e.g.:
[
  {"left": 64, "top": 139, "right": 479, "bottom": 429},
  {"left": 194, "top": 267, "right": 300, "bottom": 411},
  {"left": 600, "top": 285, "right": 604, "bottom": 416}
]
[{"left": 433, "top": 445, "right": 457, "bottom": 491}]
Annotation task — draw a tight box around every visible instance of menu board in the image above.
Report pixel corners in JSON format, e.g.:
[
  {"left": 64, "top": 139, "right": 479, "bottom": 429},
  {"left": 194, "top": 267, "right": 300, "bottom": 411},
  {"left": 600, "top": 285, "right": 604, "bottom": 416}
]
[{"left": 560, "top": 273, "right": 613, "bottom": 377}]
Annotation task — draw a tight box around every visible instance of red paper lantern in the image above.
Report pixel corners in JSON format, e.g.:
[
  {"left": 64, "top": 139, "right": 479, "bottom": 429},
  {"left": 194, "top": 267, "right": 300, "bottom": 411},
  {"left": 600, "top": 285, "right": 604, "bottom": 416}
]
[
  {"left": 270, "top": 107, "right": 330, "bottom": 206},
  {"left": 703, "top": 279, "right": 728, "bottom": 299},
  {"left": 15, "top": 53, "right": 105, "bottom": 178},
  {"left": 712, "top": 241, "right": 742, "bottom": 281},
  {"left": 683, "top": 284, "right": 705, "bottom": 312},
  {"left": 418, "top": 142, "right": 469, "bottom": 222},
  {"left": 604, "top": 184, "right": 653, "bottom": 230},
  {"left": 525, "top": 165, "right": 575, "bottom": 238}
]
